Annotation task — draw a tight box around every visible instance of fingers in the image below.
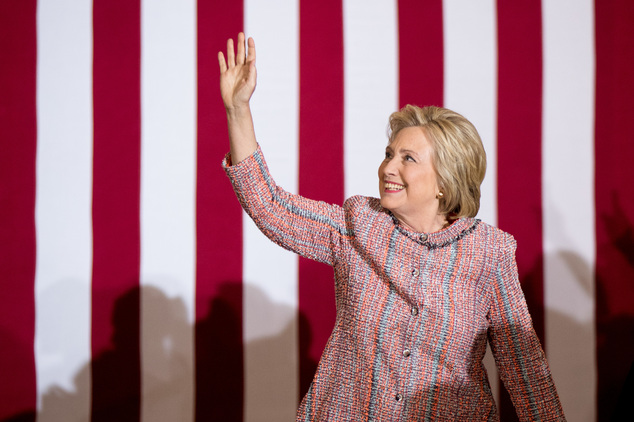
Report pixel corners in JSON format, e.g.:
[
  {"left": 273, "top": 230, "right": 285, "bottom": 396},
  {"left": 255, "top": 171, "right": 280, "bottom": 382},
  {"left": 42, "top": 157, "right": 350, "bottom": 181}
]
[
  {"left": 247, "top": 36, "right": 256, "bottom": 64},
  {"left": 226, "top": 38, "right": 235, "bottom": 68},
  {"left": 236, "top": 32, "right": 246, "bottom": 65},
  {"left": 218, "top": 51, "right": 227, "bottom": 73},
  {"left": 220, "top": 33, "right": 253, "bottom": 72}
]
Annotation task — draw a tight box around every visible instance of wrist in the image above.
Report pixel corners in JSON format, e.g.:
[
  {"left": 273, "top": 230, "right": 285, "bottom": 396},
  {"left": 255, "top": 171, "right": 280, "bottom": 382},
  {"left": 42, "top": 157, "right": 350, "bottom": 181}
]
[{"left": 225, "top": 102, "right": 251, "bottom": 118}]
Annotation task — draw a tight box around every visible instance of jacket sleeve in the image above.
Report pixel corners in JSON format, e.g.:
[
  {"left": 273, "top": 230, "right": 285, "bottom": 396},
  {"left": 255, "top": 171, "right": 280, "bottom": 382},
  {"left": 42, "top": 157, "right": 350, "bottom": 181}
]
[
  {"left": 223, "top": 146, "right": 349, "bottom": 266},
  {"left": 487, "top": 233, "right": 566, "bottom": 421}
]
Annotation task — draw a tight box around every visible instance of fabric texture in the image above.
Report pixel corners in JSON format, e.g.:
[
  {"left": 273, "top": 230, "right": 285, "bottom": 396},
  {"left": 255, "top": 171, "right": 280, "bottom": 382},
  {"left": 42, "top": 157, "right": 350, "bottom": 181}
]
[{"left": 224, "top": 146, "right": 565, "bottom": 421}]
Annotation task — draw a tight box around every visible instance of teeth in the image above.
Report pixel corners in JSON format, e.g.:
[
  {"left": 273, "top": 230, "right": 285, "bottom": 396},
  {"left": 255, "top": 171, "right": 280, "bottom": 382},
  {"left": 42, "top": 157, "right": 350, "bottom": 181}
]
[{"left": 384, "top": 182, "right": 404, "bottom": 190}]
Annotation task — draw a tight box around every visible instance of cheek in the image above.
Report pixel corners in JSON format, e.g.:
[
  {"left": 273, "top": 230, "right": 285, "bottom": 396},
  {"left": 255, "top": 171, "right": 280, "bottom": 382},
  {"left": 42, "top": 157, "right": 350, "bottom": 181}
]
[{"left": 430, "top": 172, "right": 441, "bottom": 191}]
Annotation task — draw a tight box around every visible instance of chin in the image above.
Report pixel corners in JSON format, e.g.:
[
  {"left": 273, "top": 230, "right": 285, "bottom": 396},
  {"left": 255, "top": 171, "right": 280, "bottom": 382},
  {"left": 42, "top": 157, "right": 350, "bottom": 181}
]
[{"left": 379, "top": 198, "right": 393, "bottom": 212}]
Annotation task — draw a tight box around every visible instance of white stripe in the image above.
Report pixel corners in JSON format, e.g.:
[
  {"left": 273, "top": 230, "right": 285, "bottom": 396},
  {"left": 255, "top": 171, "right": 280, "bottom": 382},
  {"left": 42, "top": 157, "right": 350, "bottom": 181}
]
[
  {"left": 442, "top": 0, "right": 499, "bottom": 402},
  {"left": 542, "top": 1, "right": 596, "bottom": 420},
  {"left": 343, "top": 0, "right": 399, "bottom": 198},
  {"left": 443, "top": 0, "right": 497, "bottom": 227},
  {"left": 244, "top": 1, "right": 300, "bottom": 420},
  {"left": 34, "top": 1, "right": 93, "bottom": 420},
  {"left": 140, "top": 1, "right": 196, "bottom": 420}
]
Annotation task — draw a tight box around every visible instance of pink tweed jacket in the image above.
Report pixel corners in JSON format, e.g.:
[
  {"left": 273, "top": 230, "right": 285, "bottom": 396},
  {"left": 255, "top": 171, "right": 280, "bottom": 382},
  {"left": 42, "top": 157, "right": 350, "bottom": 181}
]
[{"left": 224, "top": 146, "right": 565, "bottom": 421}]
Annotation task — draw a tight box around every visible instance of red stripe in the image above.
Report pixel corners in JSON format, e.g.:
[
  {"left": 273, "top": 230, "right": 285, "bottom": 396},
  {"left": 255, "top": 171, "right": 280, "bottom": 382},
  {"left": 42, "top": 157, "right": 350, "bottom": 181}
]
[
  {"left": 595, "top": 1, "right": 634, "bottom": 420},
  {"left": 397, "top": 0, "right": 444, "bottom": 108},
  {"left": 0, "top": 1, "right": 37, "bottom": 419},
  {"left": 195, "top": 1, "right": 245, "bottom": 419},
  {"left": 496, "top": 1, "right": 544, "bottom": 420},
  {"left": 298, "top": 0, "right": 344, "bottom": 399},
  {"left": 91, "top": 1, "right": 142, "bottom": 420}
]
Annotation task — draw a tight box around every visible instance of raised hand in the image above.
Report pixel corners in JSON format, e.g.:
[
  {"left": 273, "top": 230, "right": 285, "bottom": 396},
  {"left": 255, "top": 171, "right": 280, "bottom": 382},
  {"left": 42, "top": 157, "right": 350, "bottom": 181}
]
[
  {"left": 218, "top": 32, "right": 256, "bottom": 111},
  {"left": 218, "top": 33, "right": 258, "bottom": 164}
]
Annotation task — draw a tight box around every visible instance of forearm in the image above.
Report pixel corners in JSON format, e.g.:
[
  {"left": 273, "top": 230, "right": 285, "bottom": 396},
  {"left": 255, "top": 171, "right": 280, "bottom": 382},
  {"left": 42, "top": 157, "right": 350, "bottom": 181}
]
[
  {"left": 224, "top": 147, "right": 346, "bottom": 266},
  {"left": 226, "top": 104, "right": 257, "bottom": 165}
]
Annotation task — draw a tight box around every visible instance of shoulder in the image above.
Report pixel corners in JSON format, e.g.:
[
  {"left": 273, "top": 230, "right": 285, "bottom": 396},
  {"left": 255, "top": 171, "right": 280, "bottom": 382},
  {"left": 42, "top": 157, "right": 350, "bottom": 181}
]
[
  {"left": 342, "top": 196, "right": 392, "bottom": 238},
  {"left": 455, "top": 220, "right": 518, "bottom": 275},
  {"left": 469, "top": 222, "right": 519, "bottom": 277},
  {"left": 471, "top": 220, "right": 516, "bottom": 252},
  {"left": 343, "top": 195, "right": 384, "bottom": 215}
]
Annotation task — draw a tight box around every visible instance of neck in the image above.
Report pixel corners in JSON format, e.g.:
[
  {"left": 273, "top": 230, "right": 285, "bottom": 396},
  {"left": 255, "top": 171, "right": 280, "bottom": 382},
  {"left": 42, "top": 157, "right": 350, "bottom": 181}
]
[{"left": 395, "top": 212, "right": 449, "bottom": 233}]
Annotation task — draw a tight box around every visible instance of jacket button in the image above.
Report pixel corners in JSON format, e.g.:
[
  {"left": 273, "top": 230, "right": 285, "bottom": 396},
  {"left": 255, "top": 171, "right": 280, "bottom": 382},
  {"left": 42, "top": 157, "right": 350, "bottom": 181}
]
[
  {"left": 411, "top": 268, "right": 420, "bottom": 277},
  {"left": 411, "top": 307, "right": 419, "bottom": 316},
  {"left": 403, "top": 349, "right": 411, "bottom": 357},
  {"left": 395, "top": 393, "right": 403, "bottom": 402}
]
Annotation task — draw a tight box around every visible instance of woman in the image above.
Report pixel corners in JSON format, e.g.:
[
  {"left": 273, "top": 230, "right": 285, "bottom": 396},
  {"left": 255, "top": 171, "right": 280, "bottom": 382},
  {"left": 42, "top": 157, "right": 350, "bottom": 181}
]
[{"left": 219, "top": 33, "right": 565, "bottom": 421}]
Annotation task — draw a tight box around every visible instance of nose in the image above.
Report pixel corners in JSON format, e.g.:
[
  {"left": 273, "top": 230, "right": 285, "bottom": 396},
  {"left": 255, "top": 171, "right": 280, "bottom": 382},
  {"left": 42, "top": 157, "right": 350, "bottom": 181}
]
[{"left": 382, "top": 156, "right": 398, "bottom": 176}]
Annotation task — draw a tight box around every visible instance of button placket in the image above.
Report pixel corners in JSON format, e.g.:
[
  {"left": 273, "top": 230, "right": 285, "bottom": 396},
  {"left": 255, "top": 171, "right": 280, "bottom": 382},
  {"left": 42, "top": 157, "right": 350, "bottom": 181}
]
[
  {"left": 405, "top": 267, "right": 418, "bottom": 359},
  {"left": 404, "top": 250, "right": 422, "bottom": 372},
  {"left": 410, "top": 249, "right": 421, "bottom": 320}
]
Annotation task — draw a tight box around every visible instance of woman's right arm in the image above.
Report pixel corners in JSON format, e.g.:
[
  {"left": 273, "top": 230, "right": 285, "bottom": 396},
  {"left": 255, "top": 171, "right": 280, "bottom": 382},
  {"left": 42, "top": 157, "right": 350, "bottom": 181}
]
[
  {"left": 224, "top": 148, "right": 349, "bottom": 266},
  {"left": 218, "top": 32, "right": 258, "bottom": 165},
  {"left": 218, "top": 33, "right": 349, "bottom": 265}
]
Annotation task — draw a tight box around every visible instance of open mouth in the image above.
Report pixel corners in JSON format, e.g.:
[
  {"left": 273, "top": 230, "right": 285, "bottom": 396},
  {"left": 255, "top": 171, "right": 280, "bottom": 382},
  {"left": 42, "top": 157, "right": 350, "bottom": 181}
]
[{"left": 384, "top": 181, "right": 404, "bottom": 191}]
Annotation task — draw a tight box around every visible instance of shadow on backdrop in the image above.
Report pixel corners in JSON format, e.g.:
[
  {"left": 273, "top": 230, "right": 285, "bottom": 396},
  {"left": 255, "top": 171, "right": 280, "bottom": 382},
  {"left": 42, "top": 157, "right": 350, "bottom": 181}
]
[
  {"left": 18, "top": 286, "right": 192, "bottom": 422},
  {"left": 195, "top": 282, "right": 244, "bottom": 421},
  {"left": 3, "top": 281, "right": 320, "bottom": 422},
  {"left": 597, "top": 195, "right": 634, "bottom": 421}
]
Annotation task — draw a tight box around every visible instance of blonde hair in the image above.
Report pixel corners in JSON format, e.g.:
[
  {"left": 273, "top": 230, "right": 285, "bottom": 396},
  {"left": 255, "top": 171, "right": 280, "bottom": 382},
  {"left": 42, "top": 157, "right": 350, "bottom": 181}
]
[{"left": 388, "top": 105, "right": 486, "bottom": 218}]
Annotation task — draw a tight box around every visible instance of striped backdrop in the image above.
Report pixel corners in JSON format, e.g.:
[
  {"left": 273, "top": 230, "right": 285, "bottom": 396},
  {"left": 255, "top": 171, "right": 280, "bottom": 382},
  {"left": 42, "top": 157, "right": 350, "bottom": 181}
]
[{"left": 1, "top": 0, "right": 633, "bottom": 421}]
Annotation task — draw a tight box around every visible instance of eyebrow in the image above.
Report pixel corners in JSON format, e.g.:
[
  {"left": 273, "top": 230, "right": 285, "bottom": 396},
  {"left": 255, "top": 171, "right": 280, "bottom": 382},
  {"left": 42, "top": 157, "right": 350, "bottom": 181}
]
[
  {"left": 386, "top": 146, "right": 420, "bottom": 157},
  {"left": 400, "top": 149, "right": 419, "bottom": 156}
]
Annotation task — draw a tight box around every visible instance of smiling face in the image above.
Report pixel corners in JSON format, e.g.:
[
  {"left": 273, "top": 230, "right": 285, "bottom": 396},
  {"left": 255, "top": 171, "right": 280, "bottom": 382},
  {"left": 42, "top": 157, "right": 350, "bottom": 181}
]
[{"left": 378, "top": 126, "right": 442, "bottom": 229}]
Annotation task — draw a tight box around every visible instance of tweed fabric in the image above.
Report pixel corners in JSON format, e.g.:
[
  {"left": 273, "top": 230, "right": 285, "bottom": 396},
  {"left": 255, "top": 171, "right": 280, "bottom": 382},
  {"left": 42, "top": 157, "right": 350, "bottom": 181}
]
[{"left": 223, "top": 146, "right": 565, "bottom": 421}]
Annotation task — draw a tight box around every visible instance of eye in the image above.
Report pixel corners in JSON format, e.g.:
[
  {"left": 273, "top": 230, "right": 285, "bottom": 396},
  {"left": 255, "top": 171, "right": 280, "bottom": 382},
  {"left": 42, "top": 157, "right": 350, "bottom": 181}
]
[
  {"left": 405, "top": 155, "right": 416, "bottom": 162},
  {"left": 384, "top": 151, "right": 393, "bottom": 159}
]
